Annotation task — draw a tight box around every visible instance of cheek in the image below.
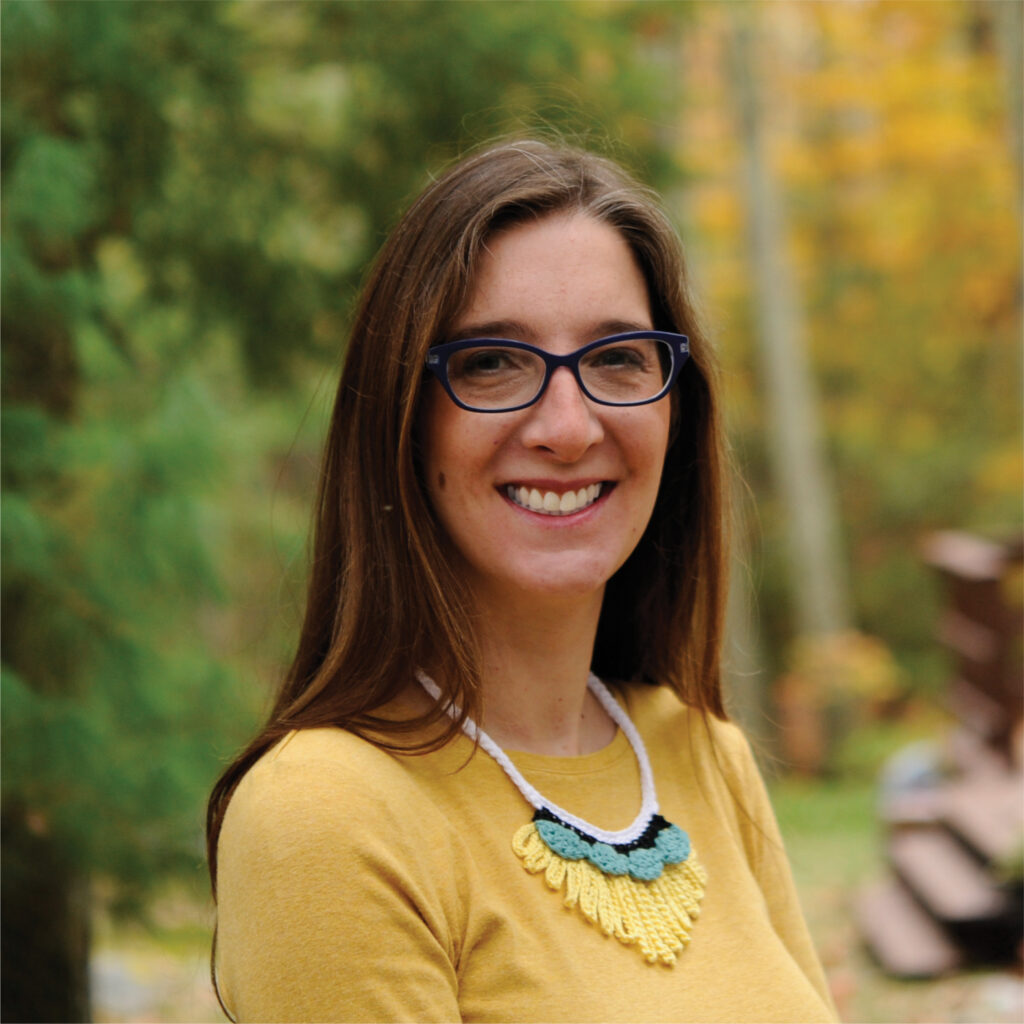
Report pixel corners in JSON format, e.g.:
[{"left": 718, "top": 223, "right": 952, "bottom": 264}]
[
  {"left": 633, "top": 406, "right": 672, "bottom": 474},
  {"left": 420, "top": 398, "right": 497, "bottom": 515},
  {"left": 422, "top": 388, "right": 511, "bottom": 483},
  {"left": 637, "top": 428, "right": 671, "bottom": 505},
  {"left": 418, "top": 384, "right": 459, "bottom": 494}
]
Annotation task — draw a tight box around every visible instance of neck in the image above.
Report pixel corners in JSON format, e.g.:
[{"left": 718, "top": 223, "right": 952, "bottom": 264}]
[{"left": 469, "top": 586, "right": 616, "bottom": 757}]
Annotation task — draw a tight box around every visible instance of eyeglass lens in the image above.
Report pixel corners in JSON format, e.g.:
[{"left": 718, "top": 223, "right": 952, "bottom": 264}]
[{"left": 445, "top": 337, "right": 673, "bottom": 411}]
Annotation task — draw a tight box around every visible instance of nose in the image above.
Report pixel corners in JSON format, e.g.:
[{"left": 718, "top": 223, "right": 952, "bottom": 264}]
[{"left": 519, "top": 366, "right": 604, "bottom": 461}]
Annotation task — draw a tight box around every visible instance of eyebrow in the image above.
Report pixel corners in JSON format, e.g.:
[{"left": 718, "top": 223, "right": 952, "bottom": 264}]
[
  {"left": 446, "top": 320, "right": 533, "bottom": 343},
  {"left": 445, "top": 319, "right": 652, "bottom": 343}
]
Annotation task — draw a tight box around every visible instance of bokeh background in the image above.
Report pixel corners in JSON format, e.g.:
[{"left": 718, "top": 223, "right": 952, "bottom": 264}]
[{"left": 2, "top": 1, "right": 1021, "bottom": 1021}]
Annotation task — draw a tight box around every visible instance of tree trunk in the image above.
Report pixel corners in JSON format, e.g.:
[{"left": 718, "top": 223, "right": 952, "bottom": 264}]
[
  {"left": 989, "top": 0, "right": 1022, "bottom": 211},
  {"left": 2, "top": 806, "right": 92, "bottom": 1023},
  {"left": 729, "top": 12, "right": 851, "bottom": 638}
]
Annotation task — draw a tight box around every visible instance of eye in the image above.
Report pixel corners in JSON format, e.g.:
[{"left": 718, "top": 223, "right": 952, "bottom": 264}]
[
  {"left": 461, "top": 350, "right": 513, "bottom": 374},
  {"left": 449, "top": 346, "right": 533, "bottom": 379},
  {"left": 586, "top": 342, "right": 650, "bottom": 371}
]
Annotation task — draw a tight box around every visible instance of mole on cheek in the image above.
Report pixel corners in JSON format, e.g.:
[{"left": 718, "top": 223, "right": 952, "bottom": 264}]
[{"left": 437, "top": 472, "right": 446, "bottom": 490}]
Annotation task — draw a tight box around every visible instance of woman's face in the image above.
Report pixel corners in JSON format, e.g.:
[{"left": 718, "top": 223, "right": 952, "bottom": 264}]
[{"left": 419, "top": 212, "right": 672, "bottom": 609}]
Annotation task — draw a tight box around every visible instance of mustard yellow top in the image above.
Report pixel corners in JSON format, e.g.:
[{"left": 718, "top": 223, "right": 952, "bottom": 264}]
[{"left": 215, "top": 684, "right": 837, "bottom": 1023}]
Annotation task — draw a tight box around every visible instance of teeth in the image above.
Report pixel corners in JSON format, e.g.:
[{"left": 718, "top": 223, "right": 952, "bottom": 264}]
[{"left": 505, "top": 483, "right": 604, "bottom": 516}]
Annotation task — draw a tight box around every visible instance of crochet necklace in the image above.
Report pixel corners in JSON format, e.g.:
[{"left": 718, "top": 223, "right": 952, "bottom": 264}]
[{"left": 416, "top": 671, "right": 707, "bottom": 965}]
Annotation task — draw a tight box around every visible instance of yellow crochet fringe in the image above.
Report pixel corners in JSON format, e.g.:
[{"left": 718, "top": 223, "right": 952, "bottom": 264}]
[{"left": 512, "top": 823, "right": 708, "bottom": 965}]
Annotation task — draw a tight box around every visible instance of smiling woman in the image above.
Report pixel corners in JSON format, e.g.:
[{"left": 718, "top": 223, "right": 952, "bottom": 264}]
[{"left": 206, "top": 139, "right": 837, "bottom": 1023}]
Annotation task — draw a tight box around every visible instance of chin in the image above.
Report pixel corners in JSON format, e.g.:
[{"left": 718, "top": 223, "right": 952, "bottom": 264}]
[{"left": 500, "top": 560, "right": 622, "bottom": 603}]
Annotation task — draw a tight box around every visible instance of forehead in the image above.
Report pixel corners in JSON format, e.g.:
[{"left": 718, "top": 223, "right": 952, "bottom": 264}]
[{"left": 454, "top": 213, "right": 651, "bottom": 340}]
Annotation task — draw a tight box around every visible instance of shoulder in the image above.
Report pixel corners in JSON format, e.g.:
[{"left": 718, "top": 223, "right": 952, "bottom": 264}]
[
  {"left": 246, "top": 723, "right": 410, "bottom": 783},
  {"left": 616, "top": 681, "right": 771, "bottom": 827},
  {"left": 232, "top": 726, "right": 409, "bottom": 805},
  {"left": 219, "top": 727, "right": 451, "bottom": 867},
  {"left": 617, "top": 681, "right": 756, "bottom": 772}
]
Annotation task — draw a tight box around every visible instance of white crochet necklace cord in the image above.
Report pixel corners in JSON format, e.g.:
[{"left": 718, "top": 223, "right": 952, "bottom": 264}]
[{"left": 416, "top": 670, "right": 707, "bottom": 965}]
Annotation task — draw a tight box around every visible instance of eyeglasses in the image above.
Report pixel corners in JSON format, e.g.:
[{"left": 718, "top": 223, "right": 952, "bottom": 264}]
[{"left": 425, "top": 331, "right": 689, "bottom": 413}]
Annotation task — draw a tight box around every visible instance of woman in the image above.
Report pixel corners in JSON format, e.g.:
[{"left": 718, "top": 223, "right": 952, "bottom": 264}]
[{"left": 207, "top": 139, "right": 836, "bottom": 1023}]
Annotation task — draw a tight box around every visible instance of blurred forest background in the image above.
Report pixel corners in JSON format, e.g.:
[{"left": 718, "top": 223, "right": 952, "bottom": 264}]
[{"left": 2, "top": 1, "right": 1021, "bottom": 1021}]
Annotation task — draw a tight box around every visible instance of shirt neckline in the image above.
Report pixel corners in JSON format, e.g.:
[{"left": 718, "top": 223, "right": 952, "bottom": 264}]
[{"left": 505, "top": 726, "right": 631, "bottom": 776}]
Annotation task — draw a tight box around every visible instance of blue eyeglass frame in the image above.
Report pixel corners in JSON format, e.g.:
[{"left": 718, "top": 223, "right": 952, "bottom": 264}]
[{"left": 425, "top": 330, "right": 690, "bottom": 413}]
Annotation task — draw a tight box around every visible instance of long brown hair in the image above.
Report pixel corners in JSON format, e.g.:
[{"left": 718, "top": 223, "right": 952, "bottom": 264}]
[{"left": 206, "top": 138, "right": 729, "bottom": 890}]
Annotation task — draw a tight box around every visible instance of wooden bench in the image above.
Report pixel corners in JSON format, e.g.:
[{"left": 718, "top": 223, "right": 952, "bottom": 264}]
[{"left": 856, "top": 532, "right": 1023, "bottom": 978}]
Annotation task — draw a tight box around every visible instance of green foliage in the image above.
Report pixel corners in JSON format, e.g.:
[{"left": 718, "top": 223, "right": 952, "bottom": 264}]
[
  {"left": 0, "top": 369, "right": 255, "bottom": 894},
  {"left": 5, "top": 136, "right": 101, "bottom": 243}
]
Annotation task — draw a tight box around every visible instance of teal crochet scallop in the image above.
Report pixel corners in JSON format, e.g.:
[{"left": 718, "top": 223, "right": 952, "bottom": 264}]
[
  {"left": 534, "top": 818, "right": 691, "bottom": 881},
  {"left": 626, "top": 847, "right": 664, "bottom": 880},
  {"left": 535, "top": 820, "right": 589, "bottom": 860},
  {"left": 655, "top": 824, "right": 691, "bottom": 861},
  {"left": 589, "top": 842, "right": 628, "bottom": 876}
]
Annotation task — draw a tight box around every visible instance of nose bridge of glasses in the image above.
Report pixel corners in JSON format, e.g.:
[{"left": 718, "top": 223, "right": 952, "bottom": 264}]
[
  {"left": 545, "top": 349, "right": 587, "bottom": 393},
  {"left": 528, "top": 356, "right": 583, "bottom": 406}
]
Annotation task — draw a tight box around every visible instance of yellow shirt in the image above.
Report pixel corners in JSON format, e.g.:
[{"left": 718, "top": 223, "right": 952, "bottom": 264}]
[{"left": 216, "top": 684, "right": 836, "bottom": 1022}]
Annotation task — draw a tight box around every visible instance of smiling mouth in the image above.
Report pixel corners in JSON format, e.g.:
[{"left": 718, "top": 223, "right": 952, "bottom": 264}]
[{"left": 504, "top": 482, "right": 605, "bottom": 516}]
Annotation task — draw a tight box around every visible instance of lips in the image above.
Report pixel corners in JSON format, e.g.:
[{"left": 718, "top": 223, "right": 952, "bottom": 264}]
[{"left": 504, "top": 482, "right": 605, "bottom": 516}]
